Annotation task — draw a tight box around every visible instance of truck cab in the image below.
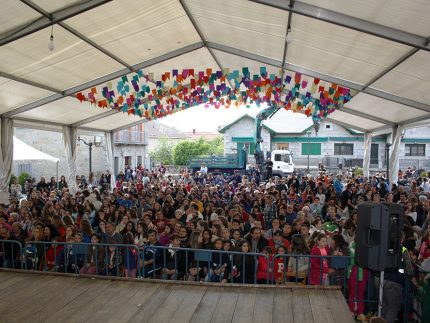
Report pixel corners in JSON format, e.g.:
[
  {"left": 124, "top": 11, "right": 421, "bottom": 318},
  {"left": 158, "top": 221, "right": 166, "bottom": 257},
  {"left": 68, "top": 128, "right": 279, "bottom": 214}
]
[{"left": 271, "top": 149, "right": 294, "bottom": 177}]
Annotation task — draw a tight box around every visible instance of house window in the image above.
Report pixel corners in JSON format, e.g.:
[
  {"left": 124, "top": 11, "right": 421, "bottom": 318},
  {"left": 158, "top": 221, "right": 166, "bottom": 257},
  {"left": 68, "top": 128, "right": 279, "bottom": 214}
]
[
  {"left": 301, "top": 143, "right": 321, "bottom": 155},
  {"left": 405, "top": 144, "right": 425, "bottom": 156},
  {"left": 325, "top": 125, "right": 331, "bottom": 129},
  {"left": 334, "top": 143, "right": 353, "bottom": 155},
  {"left": 276, "top": 143, "right": 289, "bottom": 150}
]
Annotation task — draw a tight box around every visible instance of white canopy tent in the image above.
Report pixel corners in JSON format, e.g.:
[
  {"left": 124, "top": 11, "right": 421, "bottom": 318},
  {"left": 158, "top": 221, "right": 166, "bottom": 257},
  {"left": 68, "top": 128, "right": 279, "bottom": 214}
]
[
  {"left": 13, "top": 136, "right": 60, "bottom": 188},
  {"left": 0, "top": 0, "right": 429, "bottom": 193},
  {"left": 13, "top": 136, "right": 59, "bottom": 163}
]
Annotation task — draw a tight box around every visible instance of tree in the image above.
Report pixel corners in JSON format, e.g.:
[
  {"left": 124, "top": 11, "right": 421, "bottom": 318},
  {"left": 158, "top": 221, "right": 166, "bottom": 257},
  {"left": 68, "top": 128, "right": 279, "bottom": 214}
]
[
  {"left": 149, "top": 136, "right": 174, "bottom": 165},
  {"left": 208, "top": 135, "right": 224, "bottom": 155},
  {"left": 173, "top": 137, "right": 213, "bottom": 166}
]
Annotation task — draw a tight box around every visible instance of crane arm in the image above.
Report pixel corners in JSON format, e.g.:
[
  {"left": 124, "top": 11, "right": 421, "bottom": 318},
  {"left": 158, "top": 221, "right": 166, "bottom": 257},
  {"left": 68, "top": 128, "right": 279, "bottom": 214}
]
[{"left": 254, "top": 104, "right": 281, "bottom": 171}]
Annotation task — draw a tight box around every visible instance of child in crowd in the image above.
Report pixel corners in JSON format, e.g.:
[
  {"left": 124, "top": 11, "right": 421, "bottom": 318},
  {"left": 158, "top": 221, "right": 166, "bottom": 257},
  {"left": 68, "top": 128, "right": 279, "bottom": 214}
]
[
  {"left": 273, "top": 245, "right": 288, "bottom": 284},
  {"left": 256, "top": 246, "right": 273, "bottom": 284},
  {"left": 347, "top": 240, "right": 369, "bottom": 321},
  {"left": 123, "top": 232, "right": 137, "bottom": 278},
  {"left": 288, "top": 234, "right": 310, "bottom": 283},
  {"left": 233, "top": 240, "right": 255, "bottom": 284},
  {"left": 81, "top": 233, "right": 105, "bottom": 275},
  {"left": 210, "top": 238, "right": 230, "bottom": 283},
  {"left": 309, "top": 233, "right": 333, "bottom": 285}
]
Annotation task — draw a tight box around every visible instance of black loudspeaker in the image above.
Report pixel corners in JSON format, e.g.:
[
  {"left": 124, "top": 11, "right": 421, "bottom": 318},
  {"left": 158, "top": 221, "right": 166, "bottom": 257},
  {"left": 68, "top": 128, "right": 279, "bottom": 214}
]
[{"left": 356, "top": 202, "right": 404, "bottom": 271}]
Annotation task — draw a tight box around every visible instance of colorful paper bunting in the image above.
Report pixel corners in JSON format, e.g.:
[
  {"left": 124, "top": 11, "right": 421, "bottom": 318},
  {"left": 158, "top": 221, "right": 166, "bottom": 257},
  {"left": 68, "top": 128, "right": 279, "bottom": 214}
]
[{"left": 75, "top": 68, "right": 351, "bottom": 122}]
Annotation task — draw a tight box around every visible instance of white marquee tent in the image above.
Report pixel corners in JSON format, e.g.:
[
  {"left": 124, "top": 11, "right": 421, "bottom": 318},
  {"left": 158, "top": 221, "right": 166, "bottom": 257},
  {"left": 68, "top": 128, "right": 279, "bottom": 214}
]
[
  {"left": 13, "top": 136, "right": 59, "bottom": 163},
  {"left": 13, "top": 136, "right": 60, "bottom": 184},
  {"left": 0, "top": 0, "right": 430, "bottom": 202}
]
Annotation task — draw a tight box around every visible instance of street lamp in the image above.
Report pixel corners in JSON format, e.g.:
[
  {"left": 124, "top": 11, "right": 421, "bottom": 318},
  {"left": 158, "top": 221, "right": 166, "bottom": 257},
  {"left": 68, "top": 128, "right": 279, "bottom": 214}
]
[
  {"left": 77, "top": 136, "right": 101, "bottom": 175},
  {"left": 307, "top": 131, "right": 311, "bottom": 174}
]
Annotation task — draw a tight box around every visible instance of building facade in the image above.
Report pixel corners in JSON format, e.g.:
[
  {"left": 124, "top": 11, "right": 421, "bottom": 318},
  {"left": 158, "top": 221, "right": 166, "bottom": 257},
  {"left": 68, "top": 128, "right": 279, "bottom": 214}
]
[
  {"left": 13, "top": 124, "right": 148, "bottom": 181},
  {"left": 219, "top": 113, "right": 430, "bottom": 171}
]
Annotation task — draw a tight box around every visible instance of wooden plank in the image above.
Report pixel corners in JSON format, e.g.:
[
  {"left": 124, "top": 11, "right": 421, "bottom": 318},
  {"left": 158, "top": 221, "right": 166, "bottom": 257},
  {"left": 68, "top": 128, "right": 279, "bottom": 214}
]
[
  {"left": 27, "top": 278, "right": 95, "bottom": 323},
  {"left": 148, "top": 287, "right": 194, "bottom": 323},
  {"left": 0, "top": 273, "right": 28, "bottom": 291},
  {"left": 169, "top": 286, "right": 207, "bottom": 322},
  {"left": 93, "top": 282, "right": 142, "bottom": 322},
  {"left": 107, "top": 283, "right": 160, "bottom": 323},
  {"left": 232, "top": 289, "right": 257, "bottom": 323},
  {"left": 190, "top": 287, "right": 222, "bottom": 323},
  {"left": 308, "top": 289, "right": 336, "bottom": 323},
  {"left": 210, "top": 288, "right": 239, "bottom": 323},
  {"left": 6, "top": 276, "right": 77, "bottom": 322},
  {"left": 291, "top": 289, "right": 314, "bottom": 323},
  {"left": 0, "top": 273, "right": 355, "bottom": 323},
  {"left": 44, "top": 279, "right": 110, "bottom": 323},
  {"left": 324, "top": 290, "right": 355, "bottom": 323},
  {"left": 128, "top": 285, "right": 174, "bottom": 323},
  {"left": 273, "top": 288, "right": 293, "bottom": 323},
  {"left": 0, "top": 274, "right": 54, "bottom": 316},
  {"left": 67, "top": 280, "right": 128, "bottom": 323},
  {"left": 252, "top": 289, "right": 274, "bottom": 323}
]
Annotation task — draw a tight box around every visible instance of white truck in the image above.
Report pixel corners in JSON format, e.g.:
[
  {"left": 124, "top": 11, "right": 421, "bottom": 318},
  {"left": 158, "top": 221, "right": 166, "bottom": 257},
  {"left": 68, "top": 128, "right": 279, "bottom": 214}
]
[{"left": 271, "top": 149, "right": 295, "bottom": 177}]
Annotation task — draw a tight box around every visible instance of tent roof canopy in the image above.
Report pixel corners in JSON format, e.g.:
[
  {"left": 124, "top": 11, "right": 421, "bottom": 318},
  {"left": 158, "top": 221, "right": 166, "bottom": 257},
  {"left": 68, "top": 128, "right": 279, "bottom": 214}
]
[
  {"left": 13, "top": 137, "right": 59, "bottom": 162},
  {"left": 1, "top": 0, "right": 429, "bottom": 134}
]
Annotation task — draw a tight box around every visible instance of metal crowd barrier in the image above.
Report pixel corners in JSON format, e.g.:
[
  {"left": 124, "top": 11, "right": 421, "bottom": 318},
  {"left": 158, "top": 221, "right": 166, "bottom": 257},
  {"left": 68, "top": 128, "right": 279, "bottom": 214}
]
[
  {"left": 139, "top": 245, "right": 269, "bottom": 284},
  {"left": 22, "top": 241, "right": 142, "bottom": 278},
  {"left": 0, "top": 239, "right": 23, "bottom": 269},
  {"left": 0, "top": 239, "right": 418, "bottom": 321},
  {"left": 272, "top": 254, "right": 378, "bottom": 311}
]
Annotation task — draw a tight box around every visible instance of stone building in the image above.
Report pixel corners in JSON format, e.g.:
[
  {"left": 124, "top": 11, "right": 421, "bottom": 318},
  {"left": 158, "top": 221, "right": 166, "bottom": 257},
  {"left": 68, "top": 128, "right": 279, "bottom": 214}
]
[
  {"left": 14, "top": 126, "right": 147, "bottom": 181},
  {"left": 219, "top": 109, "right": 430, "bottom": 171},
  {"left": 12, "top": 121, "right": 190, "bottom": 181}
]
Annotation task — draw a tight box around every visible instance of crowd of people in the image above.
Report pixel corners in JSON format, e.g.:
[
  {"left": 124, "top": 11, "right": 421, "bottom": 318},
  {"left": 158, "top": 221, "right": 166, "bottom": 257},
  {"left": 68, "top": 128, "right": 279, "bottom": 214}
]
[{"left": 2, "top": 164, "right": 430, "bottom": 322}]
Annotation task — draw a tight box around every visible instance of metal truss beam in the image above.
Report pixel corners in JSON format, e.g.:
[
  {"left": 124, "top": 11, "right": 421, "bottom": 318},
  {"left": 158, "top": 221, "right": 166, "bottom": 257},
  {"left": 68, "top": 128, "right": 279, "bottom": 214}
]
[
  {"left": 206, "top": 41, "right": 430, "bottom": 114},
  {"left": 0, "top": 0, "right": 111, "bottom": 46},
  {"left": 339, "top": 107, "right": 394, "bottom": 126},
  {"left": 0, "top": 71, "right": 62, "bottom": 93},
  {"left": 248, "top": 0, "right": 429, "bottom": 51},
  {"left": 2, "top": 42, "right": 204, "bottom": 118}
]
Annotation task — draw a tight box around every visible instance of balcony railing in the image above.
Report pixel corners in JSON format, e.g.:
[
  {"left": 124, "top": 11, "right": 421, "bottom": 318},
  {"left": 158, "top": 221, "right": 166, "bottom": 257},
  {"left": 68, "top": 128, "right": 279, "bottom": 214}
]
[{"left": 114, "top": 130, "right": 147, "bottom": 145}]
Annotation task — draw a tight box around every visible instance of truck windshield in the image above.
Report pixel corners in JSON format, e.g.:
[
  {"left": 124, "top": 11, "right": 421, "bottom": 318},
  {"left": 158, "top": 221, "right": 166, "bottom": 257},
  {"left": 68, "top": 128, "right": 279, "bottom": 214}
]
[{"left": 274, "top": 154, "right": 291, "bottom": 163}]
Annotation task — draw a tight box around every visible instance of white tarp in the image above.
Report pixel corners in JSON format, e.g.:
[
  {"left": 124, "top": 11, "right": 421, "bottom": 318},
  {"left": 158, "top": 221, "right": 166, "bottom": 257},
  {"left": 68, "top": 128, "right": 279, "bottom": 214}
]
[
  {"left": 362, "top": 132, "right": 372, "bottom": 178},
  {"left": 105, "top": 131, "right": 115, "bottom": 191},
  {"left": 13, "top": 136, "right": 59, "bottom": 162},
  {"left": 0, "top": 118, "right": 13, "bottom": 204},
  {"left": 62, "top": 126, "right": 77, "bottom": 195}
]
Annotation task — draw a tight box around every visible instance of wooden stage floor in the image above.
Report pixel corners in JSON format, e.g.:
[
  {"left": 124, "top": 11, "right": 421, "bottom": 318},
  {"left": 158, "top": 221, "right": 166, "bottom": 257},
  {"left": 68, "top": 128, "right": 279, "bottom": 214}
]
[{"left": 0, "top": 271, "right": 354, "bottom": 323}]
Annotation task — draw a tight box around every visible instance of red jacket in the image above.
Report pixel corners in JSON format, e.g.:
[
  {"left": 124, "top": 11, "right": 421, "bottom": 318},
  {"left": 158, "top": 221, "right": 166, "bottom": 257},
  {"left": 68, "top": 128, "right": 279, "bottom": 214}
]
[
  {"left": 256, "top": 254, "right": 273, "bottom": 282},
  {"left": 309, "top": 245, "right": 330, "bottom": 285}
]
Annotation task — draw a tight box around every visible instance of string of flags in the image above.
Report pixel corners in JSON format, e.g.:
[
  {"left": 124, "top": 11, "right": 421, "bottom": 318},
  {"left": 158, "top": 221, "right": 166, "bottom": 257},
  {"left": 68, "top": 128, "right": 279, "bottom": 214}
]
[{"left": 76, "top": 67, "right": 351, "bottom": 123}]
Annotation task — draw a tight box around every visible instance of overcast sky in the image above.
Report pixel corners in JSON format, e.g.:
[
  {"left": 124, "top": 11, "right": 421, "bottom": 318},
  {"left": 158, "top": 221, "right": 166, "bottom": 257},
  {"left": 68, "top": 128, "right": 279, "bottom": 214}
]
[{"left": 157, "top": 104, "right": 261, "bottom": 132}]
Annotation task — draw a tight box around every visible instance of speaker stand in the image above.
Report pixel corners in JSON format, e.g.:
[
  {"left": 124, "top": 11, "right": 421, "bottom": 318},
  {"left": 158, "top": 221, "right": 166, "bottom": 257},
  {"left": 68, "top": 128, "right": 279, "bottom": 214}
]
[{"left": 377, "top": 271, "right": 384, "bottom": 317}]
